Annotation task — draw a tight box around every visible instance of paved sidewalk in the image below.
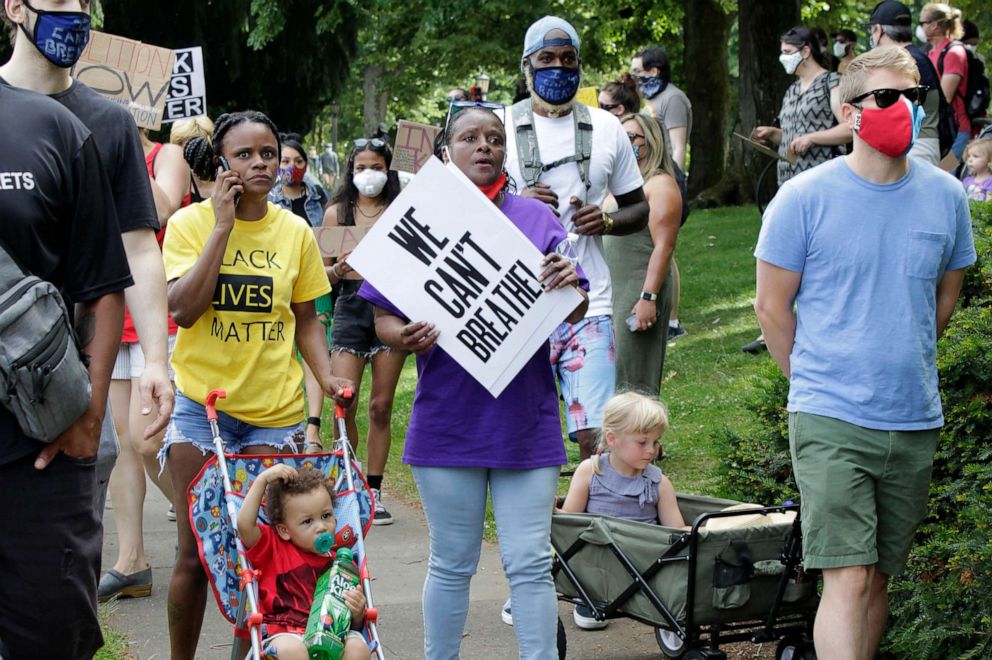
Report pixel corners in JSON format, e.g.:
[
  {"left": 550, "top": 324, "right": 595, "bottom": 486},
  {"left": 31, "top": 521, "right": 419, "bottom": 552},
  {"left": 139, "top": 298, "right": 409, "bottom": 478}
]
[{"left": 101, "top": 485, "right": 661, "bottom": 659}]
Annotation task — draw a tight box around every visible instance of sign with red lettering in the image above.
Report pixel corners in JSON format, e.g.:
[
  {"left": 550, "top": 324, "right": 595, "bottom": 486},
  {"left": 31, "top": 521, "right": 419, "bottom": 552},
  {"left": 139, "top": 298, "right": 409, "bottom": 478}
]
[
  {"left": 348, "top": 157, "right": 583, "bottom": 397},
  {"left": 312, "top": 226, "right": 370, "bottom": 259},
  {"left": 391, "top": 121, "right": 442, "bottom": 174},
  {"left": 72, "top": 31, "right": 175, "bottom": 130}
]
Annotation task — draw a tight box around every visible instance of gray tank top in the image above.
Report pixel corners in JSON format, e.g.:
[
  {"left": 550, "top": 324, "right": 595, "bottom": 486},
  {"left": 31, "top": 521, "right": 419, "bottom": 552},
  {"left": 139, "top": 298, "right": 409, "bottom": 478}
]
[{"left": 585, "top": 453, "right": 662, "bottom": 524}]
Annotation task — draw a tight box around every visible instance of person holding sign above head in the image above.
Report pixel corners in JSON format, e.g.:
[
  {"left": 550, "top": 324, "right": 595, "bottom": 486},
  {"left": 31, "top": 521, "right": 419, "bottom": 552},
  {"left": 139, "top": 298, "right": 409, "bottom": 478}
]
[
  {"left": 160, "top": 111, "right": 354, "bottom": 660},
  {"left": 321, "top": 137, "right": 405, "bottom": 525},
  {"left": 360, "top": 104, "right": 589, "bottom": 659}
]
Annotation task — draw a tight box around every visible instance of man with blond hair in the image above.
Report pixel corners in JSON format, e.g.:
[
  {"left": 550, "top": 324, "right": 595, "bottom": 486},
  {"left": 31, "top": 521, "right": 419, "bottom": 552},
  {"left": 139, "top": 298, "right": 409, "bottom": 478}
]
[{"left": 754, "top": 46, "right": 975, "bottom": 659}]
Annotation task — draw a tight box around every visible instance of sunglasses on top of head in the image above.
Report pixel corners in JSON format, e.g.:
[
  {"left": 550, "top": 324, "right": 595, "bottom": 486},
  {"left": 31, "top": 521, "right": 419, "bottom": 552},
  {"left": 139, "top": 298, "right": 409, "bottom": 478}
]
[
  {"left": 848, "top": 86, "right": 928, "bottom": 108},
  {"left": 444, "top": 101, "right": 506, "bottom": 133},
  {"left": 353, "top": 137, "right": 388, "bottom": 153}
]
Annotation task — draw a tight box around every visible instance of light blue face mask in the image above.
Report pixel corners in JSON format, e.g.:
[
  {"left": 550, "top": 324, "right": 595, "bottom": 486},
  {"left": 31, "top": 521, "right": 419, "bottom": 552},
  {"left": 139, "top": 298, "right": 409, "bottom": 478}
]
[
  {"left": 632, "top": 143, "right": 643, "bottom": 159},
  {"left": 19, "top": 0, "right": 91, "bottom": 68}
]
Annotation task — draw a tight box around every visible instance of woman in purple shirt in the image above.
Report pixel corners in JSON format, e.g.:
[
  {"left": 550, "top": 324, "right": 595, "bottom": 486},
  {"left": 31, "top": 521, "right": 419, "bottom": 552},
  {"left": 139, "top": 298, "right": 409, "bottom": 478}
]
[{"left": 360, "top": 105, "right": 588, "bottom": 659}]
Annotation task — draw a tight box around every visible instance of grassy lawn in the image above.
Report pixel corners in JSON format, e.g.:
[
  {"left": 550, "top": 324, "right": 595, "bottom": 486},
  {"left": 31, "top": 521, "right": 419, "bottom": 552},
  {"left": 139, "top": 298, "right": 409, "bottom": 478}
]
[{"left": 330, "top": 204, "right": 774, "bottom": 533}]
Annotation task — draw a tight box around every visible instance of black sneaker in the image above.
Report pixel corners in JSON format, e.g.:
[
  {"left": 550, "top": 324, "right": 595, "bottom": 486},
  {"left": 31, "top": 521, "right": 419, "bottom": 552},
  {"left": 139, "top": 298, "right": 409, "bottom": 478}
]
[
  {"left": 572, "top": 604, "right": 608, "bottom": 630},
  {"left": 371, "top": 488, "right": 394, "bottom": 525},
  {"left": 742, "top": 338, "right": 767, "bottom": 354},
  {"left": 668, "top": 322, "right": 687, "bottom": 340}
]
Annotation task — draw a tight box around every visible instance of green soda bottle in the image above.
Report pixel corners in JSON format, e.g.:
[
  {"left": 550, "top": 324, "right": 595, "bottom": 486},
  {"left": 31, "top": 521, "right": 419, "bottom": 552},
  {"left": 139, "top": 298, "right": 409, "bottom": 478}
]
[{"left": 304, "top": 545, "right": 360, "bottom": 660}]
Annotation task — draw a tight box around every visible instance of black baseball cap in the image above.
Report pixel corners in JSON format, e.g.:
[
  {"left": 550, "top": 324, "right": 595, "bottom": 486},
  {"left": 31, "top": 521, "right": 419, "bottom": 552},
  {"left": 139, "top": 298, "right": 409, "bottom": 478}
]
[{"left": 869, "top": 1, "right": 912, "bottom": 27}]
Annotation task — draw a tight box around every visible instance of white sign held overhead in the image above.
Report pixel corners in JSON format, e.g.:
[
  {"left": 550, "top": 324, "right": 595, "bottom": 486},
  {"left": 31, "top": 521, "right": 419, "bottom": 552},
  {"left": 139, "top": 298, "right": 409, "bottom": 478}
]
[
  {"left": 347, "top": 157, "right": 583, "bottom": 397},
  {"left": 163, "top": 47, "right": 207, "bottom": 122}
]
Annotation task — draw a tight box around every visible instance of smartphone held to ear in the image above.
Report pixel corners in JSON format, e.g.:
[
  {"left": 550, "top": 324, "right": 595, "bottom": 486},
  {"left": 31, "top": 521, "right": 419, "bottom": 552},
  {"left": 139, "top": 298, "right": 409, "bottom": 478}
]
[{"left": 216, "top": 157, "right": 241, "bottom": 205}]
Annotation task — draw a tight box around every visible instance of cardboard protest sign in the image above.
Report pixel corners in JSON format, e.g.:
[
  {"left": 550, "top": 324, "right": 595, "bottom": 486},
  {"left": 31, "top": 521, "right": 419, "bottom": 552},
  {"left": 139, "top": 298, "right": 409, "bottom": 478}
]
[
  {"left": 348, "top": 157, "right": 583, "bottom": 397},
  {"left": 73, "top": 31, "right": 175, "bottom": 130},
  {"left": 575, "top": 87, "right": 599, "bottom": 109},
  {"left": 163, "top": 47, "right": 207, "bottom": 123},
  {"left": 391, "top": 121, "right": 442, "bottom": 174},
  {"left": 313, "top": 226, "right": 370, "bottom": 259}
]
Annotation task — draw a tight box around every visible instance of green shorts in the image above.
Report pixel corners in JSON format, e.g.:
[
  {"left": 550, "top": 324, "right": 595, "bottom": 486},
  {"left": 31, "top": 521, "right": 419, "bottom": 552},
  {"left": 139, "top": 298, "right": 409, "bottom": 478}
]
[{"left": 788, "top": 412, "right": 939, "bottom": 576}]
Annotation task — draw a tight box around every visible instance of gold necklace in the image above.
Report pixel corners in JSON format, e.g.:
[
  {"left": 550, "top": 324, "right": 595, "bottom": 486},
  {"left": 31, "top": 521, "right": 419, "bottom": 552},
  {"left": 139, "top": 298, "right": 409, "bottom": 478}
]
[{"left": 355, "top": 200, "right": 384, "bottom": 218}]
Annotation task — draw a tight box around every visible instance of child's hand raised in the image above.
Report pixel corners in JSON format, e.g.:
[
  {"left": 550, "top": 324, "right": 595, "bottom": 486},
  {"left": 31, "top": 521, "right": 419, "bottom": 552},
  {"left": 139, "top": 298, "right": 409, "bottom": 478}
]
[
  {"left": 343, "top": 588, "right": 366, "bottom": 623},
  {"left": 258, "top": 463, "right": 298, "bottom": 485}
]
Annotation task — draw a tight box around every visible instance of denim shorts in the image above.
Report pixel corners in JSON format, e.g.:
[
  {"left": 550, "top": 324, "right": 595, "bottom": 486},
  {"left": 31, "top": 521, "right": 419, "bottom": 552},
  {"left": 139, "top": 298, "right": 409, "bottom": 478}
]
[
  {"left": 158, "top": 392, "right": 303, "bottom": 470},
  {"left": 331, "top": 279, "right": 387, "bottom": 358},
  {"left": 550, "top": 314, "right": 617, "bottom": 435}
]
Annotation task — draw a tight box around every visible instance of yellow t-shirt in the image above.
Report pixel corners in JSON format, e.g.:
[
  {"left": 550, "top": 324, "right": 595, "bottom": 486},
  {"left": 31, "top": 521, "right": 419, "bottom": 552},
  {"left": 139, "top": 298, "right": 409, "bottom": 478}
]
[{"left": 163, "top": 200, "right": 331, "bottom": 426}]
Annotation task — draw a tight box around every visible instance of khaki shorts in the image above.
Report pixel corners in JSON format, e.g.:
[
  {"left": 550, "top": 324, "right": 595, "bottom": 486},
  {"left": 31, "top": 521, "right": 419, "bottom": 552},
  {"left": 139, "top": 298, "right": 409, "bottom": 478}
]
[{"left": 788, "top": 412, "right": 939, "bottom": 576}]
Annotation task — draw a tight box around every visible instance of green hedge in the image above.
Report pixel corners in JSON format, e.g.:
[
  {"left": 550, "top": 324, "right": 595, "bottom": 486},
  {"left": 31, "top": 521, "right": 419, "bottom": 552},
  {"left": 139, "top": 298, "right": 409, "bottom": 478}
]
[{"left": 719, "top": 201, "right": 992, "bottom": 658}]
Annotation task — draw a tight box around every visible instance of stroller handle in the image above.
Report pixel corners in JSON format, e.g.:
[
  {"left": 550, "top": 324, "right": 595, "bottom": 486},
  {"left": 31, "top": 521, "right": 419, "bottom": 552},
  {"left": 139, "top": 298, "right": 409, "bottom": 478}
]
[
  {"left": 334, "top": 387, "right": 354, "bottom": 420},
  {"left": 205, "top": 389, "right": 227, "bottom": 422}
]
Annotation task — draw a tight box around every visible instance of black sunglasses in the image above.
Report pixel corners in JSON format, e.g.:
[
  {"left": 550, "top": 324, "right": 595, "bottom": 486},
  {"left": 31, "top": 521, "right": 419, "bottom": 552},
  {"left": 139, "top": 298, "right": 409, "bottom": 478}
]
[
  {"left": 444, "top": 101, "right": 506, "bottom": 134},
  {"left": 849, "top": 86, "right": 928, "bottom": 108},
  {"left": 600, "top": 102, "right": 621, "bottom": 112},
  {"left": 353, "top": 138, "right": 388, "bottom": 151}
]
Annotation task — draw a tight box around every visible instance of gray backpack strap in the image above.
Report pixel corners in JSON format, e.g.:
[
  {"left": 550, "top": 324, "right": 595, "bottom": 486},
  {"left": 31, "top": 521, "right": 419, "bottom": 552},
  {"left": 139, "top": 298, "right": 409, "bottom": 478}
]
[
  {"left": 512, "top": 99, "right": 595, "bottom": 190},
  {"left": 512, "top": 99, "right": 543, "bottom": 189}
]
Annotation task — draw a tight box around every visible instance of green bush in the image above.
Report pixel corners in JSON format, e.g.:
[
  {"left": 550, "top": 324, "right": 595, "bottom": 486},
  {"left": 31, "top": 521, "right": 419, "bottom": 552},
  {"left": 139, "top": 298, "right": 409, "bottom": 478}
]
[{"left": 719, "top": 201, "right": 992, "bottom": 656}]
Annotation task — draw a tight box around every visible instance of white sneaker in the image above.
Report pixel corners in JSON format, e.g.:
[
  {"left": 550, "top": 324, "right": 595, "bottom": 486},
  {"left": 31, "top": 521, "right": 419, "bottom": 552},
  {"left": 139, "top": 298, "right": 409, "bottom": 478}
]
[
  {"left": 500, "top": 600, "right": 513, "bottom": 626},
  {"left": 370, "top": 488, "right": 394, "bottom": 526},
  {"left": 572, "top": 604, "right": 608, "bottom": 630}
]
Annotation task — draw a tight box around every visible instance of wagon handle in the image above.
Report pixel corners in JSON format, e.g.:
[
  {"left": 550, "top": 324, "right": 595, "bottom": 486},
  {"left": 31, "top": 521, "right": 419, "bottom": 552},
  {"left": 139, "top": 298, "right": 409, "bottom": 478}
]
[
  {"left": 334, "top": 387, "right": 354, "bottom": 420},
  {"left": 205, "top": 389, "right": 227, "bottom": 422}
]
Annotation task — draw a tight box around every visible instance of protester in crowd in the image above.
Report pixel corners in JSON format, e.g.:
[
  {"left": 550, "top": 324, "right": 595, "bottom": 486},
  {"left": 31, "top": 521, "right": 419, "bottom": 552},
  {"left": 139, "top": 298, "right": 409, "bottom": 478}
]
[
  {"left": 320, "top": 142, "right": 340, "bottom": 192},
  {"left": 603, "top": 113, "right": 682, "bottom": 395},
  {"left": 161, "top": 111, "right": 353, "bottom": 660},
  {"left": 362, "top": 102, "right": 589, "bottom": 660},
  {"left": 446, "top": 87, "right": 469, "bottom": 103},
  {"left": 812, "top": 26, "right": 840, "bottom": 71},
  {"left": 747, "top": 26, "right": 849, "bottom": 355},
  {"left": 755, "top": 46, "right": 975, "bottom": 659},
  {"left": 630, "top": 46, "right": 692, "bottom": 171},
  {"left": 961, "top": 19, "right": 980, "bottom": 48},
  {"left": 0, "top": 0, "right": 174, "bottom": 522},
  {"left": 322, "top": 137, "right": 405, "bottom": 525},
  {"left": 963, "top": 139, "right": 992, "bottom": 201},
  {"left": 98, "top": 130, "right": 190, "bottom": 602},
  {"left": 0, "top": 76, "right": 131, "bottom": 660},
  {"left": 920, "top": 3, "right": 972, "bottom": 159},
  {"left": 832, "top": 28, "right": 858, "bottom": 73},
  {"left": 269, "top": 132, "right": 333, "bottom": 451},
  {"left": 507, "top": 16, "right": 648, "bottom": 461},
  {"left": 869, "top": 1, "right": 945, "bottom": 166},
  {"left": 171, "top": 116, "right": 216, "bottom": 202},
  {"left": 599, "top": 73, "right": 640, "bottom": 117}
]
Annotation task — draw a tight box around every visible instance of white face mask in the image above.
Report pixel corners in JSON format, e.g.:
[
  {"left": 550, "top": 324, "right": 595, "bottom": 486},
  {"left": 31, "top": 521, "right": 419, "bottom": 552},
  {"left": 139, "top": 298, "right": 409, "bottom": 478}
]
[
  {"left": 779, "top": 51, "right": 803, "bottom": 75},
  {"left": 833, "top": 41, "right": 848, "bottom": 58},
  {"left": 916, "top": 24, "right": 929, "bottom": 43},
  {"left": 353, "top": 169, "right": 388, "bottom": 197}
]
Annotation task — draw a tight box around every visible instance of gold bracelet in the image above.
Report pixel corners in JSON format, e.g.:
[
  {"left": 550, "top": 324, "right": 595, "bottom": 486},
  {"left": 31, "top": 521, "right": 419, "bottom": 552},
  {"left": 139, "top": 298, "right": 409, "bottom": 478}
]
[{"left": 601, "top": 210, "right": 615, "bottom": 235}]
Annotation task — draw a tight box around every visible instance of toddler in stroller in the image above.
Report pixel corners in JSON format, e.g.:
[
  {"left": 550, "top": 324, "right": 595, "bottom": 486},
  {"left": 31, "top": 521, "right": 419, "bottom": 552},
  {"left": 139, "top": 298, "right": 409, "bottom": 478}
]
[
  {"left": 557, "top": 391, "right": 685, "bottom": 630},
  {"left": 237, "top": 464, "right": 370, "bottom": 660}
]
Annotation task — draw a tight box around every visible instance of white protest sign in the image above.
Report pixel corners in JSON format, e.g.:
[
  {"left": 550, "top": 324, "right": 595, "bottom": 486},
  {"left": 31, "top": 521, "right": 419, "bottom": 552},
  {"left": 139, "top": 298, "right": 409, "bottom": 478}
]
[
  {"left": 73, "top": 31, "right": 175, "bottom": 130},
  {"left": 163, "top": 47, "right": 207, "bottom": 123},
  {"left": 348, "top": 157, "right": 583, "bottom": 397}
]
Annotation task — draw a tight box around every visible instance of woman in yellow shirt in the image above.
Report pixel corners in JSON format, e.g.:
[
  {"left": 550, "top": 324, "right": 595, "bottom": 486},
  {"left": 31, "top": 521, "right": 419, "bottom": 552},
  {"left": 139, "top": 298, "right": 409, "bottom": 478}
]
[{"left": 161, "top": 110, "right": 352, "bottom": 660}]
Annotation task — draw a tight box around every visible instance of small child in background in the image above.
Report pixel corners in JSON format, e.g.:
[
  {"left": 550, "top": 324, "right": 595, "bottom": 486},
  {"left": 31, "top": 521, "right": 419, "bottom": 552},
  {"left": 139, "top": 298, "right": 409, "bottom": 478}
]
[
  {"left": 558, "top": 391, "right": 686, "bottom": 630},
  {"left": 237, "top": 464, "right": 370, "bottom": 660},
  {"left": 962, "top": 139, "right": 992, "bottom": 202}
]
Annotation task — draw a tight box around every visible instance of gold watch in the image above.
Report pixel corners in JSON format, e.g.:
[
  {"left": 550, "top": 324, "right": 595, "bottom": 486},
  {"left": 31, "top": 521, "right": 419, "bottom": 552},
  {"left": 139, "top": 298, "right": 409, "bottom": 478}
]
[{"left": 601, "top": 210, "right": 615, "bottom": 235}]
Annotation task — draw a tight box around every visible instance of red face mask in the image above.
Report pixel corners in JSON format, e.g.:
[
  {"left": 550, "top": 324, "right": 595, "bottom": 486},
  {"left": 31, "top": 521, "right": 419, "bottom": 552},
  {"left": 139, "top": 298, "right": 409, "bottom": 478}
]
[
  {"left": 477, "top": 172, "right": 507, "bottom": 201},
  {"left": 854, "top": 96, "right": 922, "bottom": 158}
]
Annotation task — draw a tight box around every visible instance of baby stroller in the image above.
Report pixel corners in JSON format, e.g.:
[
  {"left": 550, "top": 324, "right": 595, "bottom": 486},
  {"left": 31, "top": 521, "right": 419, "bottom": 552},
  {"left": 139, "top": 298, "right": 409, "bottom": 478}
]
[
  {"left": 188, "top": 388, "right": 385, "bottom": 660},
  {"left": 552, "top": 494, "right": 819, "bottom": 660}
]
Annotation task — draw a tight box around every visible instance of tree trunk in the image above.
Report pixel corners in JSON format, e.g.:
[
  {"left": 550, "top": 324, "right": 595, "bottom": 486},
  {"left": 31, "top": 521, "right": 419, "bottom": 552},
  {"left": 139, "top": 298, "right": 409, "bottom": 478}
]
[
  {"left": 683, "top": 0, "right": 733, "bottom": 199},
  {"left": 362, "top": 63, "right": 388, "bottom": 137},
  {"left": 697, "top": 0, "right": 800, "bottom": 207}
]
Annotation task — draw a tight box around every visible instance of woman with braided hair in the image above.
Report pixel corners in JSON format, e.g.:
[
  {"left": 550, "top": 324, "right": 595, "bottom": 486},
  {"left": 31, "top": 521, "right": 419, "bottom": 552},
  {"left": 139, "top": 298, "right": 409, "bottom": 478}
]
[
  {"left": 161, "top": 110, "right": 354, "bottom": 660},
  {"left": 171, "top": 116, "right": 216, "bottom": 202}
]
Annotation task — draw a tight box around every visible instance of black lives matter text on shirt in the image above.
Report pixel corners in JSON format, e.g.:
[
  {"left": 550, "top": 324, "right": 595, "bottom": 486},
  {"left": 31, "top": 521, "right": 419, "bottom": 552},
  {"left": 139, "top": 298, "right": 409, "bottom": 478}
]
[
  {"left": 0, "top": 84, "right": 132, "bottom": 464},
  {"left": 207, "top": 248, "right": 285, "bottom": 344}
]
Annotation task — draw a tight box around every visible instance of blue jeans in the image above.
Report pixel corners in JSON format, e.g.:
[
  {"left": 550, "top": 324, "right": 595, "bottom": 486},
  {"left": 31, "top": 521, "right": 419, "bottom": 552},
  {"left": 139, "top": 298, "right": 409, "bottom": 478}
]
[
  {"left": 412, "top": 465, "right": 560, "bottom": 660},
  {"left": 952, "top": 130, "right": 970, "bottom": 160}
]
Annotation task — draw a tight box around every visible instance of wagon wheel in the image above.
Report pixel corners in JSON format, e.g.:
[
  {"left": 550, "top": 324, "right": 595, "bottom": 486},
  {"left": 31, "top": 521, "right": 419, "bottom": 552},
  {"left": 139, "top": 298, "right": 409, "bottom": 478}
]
[
  {"left": 776, "top": 635, "right": 817, "bottom": 660},
  {"left": 655, "top": 627, "right": 686, "bottom": 658}
]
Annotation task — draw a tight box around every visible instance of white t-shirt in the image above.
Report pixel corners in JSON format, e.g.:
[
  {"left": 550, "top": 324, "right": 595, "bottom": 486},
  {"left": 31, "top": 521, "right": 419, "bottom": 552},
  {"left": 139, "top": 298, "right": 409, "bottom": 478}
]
[{"left": 506, "top": 104, "right": 644, "bottom": 317}]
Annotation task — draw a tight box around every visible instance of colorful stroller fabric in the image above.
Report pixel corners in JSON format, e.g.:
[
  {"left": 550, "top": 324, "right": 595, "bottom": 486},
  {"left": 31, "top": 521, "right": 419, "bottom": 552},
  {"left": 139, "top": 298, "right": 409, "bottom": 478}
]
[{"left": 189, "top": 451, "right": 374, "bottom": 625}]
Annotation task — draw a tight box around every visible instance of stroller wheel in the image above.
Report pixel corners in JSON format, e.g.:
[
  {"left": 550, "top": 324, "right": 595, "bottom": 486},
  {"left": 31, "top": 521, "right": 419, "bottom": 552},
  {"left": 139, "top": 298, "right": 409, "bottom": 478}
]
[
  {"left": 655, "top": 627, "right": 686, "bottom": 658},
  {"left": 776, "top": 635, "right": 817, "bottom": 660},
  {"left": 557, "top": 615, "right": 567, "bottom": 659}
]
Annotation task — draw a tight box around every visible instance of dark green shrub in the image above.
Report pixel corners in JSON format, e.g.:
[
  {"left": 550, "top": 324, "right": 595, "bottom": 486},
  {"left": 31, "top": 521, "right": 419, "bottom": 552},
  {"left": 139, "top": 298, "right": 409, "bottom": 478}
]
[{"left": 719, "top": 200, "right": 992, "bottom": 656}]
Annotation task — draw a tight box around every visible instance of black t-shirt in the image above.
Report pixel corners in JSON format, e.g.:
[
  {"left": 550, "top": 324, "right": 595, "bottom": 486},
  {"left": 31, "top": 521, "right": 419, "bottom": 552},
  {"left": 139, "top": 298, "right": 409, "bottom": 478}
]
[
  {"left": 49, "top": 80, "right": 159, "bottom": 234},
  {"left": 0, "top": 84, "right": 133, "bottom": 464}
]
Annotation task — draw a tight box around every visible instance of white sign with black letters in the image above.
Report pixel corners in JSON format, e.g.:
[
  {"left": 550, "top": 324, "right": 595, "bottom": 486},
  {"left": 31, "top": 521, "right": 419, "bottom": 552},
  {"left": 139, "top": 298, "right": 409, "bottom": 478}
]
[
  {"left": 347, "top": 157, "right": 582, "bottom": 397},
  {"left": 163, "top": 47, "right": 207, "bottom": 122}
]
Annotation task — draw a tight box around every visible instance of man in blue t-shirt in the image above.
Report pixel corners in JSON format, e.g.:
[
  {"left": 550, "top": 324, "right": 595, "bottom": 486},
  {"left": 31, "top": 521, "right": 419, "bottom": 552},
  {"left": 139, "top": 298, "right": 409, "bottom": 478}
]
[{"left": 754, "top": 46, "right": 975, "bottom": 659}]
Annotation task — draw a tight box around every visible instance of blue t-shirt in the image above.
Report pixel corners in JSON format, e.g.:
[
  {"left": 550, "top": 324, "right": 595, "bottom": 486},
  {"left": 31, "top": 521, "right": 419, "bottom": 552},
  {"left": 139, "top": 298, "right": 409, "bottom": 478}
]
[{"left": 755, "top": 158, "right": 976, "bottom": 430}]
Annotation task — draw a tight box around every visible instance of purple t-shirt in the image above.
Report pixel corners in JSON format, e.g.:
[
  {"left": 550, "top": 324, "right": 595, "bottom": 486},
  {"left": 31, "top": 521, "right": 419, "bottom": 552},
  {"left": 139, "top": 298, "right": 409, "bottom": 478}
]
[
  {"left": 963, "top": 175, "right": 992, "bottom": 202},
  {"left": 359, "top": 193, "right": 587, "bottom": 469}
]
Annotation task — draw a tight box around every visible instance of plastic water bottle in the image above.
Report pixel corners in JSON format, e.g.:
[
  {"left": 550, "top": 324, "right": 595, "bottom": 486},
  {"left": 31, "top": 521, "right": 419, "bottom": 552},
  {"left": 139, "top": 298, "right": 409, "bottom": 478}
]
[{"left": 304, "top": 546, "right": 360, "bottom": 660}]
